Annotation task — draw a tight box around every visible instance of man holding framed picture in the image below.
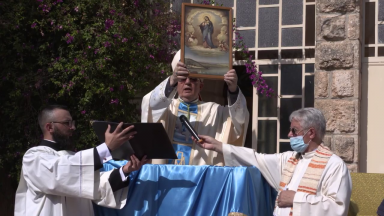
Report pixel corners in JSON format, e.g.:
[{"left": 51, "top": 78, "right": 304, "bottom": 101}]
[{"left": 141, "top": 50, "right": 249, "bottom": 166}]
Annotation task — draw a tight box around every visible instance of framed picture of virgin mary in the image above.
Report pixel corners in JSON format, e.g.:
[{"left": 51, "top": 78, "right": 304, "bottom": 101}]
[{"left": 181, "top": 3, "right": 233, "bottom": 80}]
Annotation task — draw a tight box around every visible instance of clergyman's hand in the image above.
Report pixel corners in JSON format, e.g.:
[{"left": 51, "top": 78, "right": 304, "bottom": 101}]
[
  {"left": 277, "top": 190, "right": 296, "bottom": 208},
  {"left": 122, "top": 155, "right": 149, "bottom": 174},
  {"left": 170, "top": 62, "right": 189, "bottom": 86},
  {"left": 224, "top": 69, "right": 238, "bottom": 93},
  {"left": 104, "top": 123, "right": 137, "bottom": 151},
  {"left": 192, "top": 135, "right": 223, "bottom": 153}
]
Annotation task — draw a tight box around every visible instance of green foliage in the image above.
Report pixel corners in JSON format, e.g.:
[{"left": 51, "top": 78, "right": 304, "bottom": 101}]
[{"left": 0, "top": 0, "right": 177, "bottom": 180}]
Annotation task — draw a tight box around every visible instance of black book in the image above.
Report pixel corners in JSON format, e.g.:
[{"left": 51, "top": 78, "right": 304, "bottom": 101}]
[{"left": 91, "top": 121, "right": 177, "bottom": 160}]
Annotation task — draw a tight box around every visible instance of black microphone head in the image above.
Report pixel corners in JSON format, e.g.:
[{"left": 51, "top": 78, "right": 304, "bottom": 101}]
[{"left": 179, "top": 115, "right": 187, "bottom": 122}]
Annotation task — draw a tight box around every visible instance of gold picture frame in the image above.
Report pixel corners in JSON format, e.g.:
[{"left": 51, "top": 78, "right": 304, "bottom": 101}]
[{"left": 181, "top": 3, "right": 233, "bottom": 80}]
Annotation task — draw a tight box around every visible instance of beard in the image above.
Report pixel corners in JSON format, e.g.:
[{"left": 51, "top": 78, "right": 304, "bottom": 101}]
[{"left": 52, "top": 130, "right": 72, "bottom": 149}]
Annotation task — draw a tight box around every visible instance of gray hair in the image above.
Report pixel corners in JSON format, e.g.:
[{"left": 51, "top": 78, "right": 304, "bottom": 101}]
[{"left": 289, "top": 108, "right": 326, "bottom": 140}]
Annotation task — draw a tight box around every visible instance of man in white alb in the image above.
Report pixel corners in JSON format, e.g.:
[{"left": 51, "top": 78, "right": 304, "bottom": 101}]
[
  {"left": 141, "top": 50, "right": 249, "bottom": 165},
  {"left": 192, "top": 107, "right": 352, "bottom": 216},
  {"left": 15, "top": 105, "right": 148, "bottom": 216}
]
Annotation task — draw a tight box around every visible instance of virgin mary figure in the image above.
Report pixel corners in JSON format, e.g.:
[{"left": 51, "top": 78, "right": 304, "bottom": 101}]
[{"left": 199, "top": 16, "right": 215, "bottom": 49}]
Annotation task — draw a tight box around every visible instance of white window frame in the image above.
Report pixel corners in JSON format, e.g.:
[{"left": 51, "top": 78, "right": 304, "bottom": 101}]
[
  {"left": 363, "top": 0, "right": 384, "bottom": 63},
  {"left": 233, "top": 0, "right": 316, "bottom": 152}
]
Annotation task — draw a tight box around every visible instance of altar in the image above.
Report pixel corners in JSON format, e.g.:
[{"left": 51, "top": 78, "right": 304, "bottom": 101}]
[{"left": 94, "top": 164, "right": 277, "bottom": 216}]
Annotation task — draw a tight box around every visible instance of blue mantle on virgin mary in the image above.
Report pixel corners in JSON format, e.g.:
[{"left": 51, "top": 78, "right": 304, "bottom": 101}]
[{"left": 94, "top": 161, "right": 277, "bottom": 216}]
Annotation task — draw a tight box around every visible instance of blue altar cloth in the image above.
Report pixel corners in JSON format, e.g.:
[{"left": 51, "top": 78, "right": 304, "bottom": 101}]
[{"left": 94, "top": 162, "right": 277, "bottom": 216}]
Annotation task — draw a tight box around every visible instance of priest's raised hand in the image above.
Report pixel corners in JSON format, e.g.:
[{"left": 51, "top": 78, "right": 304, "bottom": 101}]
[{"left": 105, "top": 123, "right": 137, "bottom": 151}]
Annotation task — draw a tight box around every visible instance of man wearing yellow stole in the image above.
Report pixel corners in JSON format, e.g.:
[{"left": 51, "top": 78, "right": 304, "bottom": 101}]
[
  {"left": 192, "top": 108, "right": 352, "bottom": 216},
  {"left": 141, "top": 50, "right": 249, "bottom": 165}
]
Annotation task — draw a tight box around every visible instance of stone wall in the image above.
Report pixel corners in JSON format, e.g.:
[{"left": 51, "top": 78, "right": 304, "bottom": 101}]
[{"left": 315, "top": 0, "right": 361, "bottom": 172}]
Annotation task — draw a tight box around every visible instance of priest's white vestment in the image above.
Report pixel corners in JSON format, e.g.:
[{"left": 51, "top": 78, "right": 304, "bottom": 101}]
[
  {"left": 222, "top": 144, "right": 352, "bottom": 216},
  {"left": 14, "top": 146, "right": 128, "bottom": 216},
  {"left": 141, "top": 77, "right": 249, "bottom": 165}
]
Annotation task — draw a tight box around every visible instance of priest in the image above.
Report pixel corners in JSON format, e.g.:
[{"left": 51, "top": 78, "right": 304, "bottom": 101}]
[
  {"left": 141, "top": 50, "right": 249, "bottom": 165},
  {"left": 192, "top": 108, "right": 352, "bottom": 216},
  {"left": 14, "top": 105, "right": 148, "bottom": 216}
]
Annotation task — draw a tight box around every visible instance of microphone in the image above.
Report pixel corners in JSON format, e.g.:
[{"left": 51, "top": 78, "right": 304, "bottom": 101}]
[{"left": 179, "top": 115, "right": 203, "bottom": 143}]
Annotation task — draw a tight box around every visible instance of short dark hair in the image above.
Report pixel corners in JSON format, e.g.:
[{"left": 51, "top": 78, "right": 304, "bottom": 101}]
[{"left": 38, "top": 105, "right": 69, "bottom": 131}]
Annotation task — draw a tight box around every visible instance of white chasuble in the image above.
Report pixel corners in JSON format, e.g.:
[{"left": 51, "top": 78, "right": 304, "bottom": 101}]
[
  {"left": 222, "top": 144, "right": 352, "bottom": 216},
  {"left": 15, "top": 146, "right": 128, "bottom": 216},
  {"left": 141, "top": 77, "right": 249, "bottom": 165}
]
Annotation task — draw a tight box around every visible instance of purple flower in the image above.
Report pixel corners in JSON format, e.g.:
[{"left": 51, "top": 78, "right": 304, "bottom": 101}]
[
  {"left": 105, "top": 19, "right": 114, "bottom": 30},
  {"left": 110, "top": 9, "right": 115, "bottom": 14},
  {"left": 31, "top": 23, "right": 37, "bottom": 28},
  {"left": 149, "top": 55, "right": 154, "bottom": 59},
  {"left": 74, "top": 6, "right": 79, "bottom": 12},
  {"left": 110, "top": 99, "right": 119, "bottom": 104},
  {"left": 57, "top": 0, "right": 63, "bottom": 3},
  {"left": 161, "top": 70, "right": 164, "bottom": 74},
  {"left": 94, "top": 49, "right": 99, "bottom": 54},
  {"left": 74, "top": 58, "right": 78, "bottom": 63},
  {"left": 134, "top": 0, "right": 139, "bottom": 6},
  {"left": 110, "top": 87, "right": 114, "bottom": 92},
  {"left": 88, "top": 46, "right": 91, "bottom": 49},
  {"left": 58, "top": 25, "right": 62, "bottom": 29},
  {"left": 119, "top": 85, "right": 124, "bottom": 91},
  {"left": 104, "top": 41, "right": 111, "bottom": 47},
  {"left": 81, "top": 110, "right": 86, "bottom": 114},
  {"left": 66, "top": 33, "right": 74, "bottom": 44},
  {"left": 122, "top": 38, "right": 128, "bottom": 43}
]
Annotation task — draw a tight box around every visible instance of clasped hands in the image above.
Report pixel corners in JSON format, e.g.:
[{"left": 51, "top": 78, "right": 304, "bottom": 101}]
[{"left": 104, "top": 122, "right": 149, "bottom": 174}]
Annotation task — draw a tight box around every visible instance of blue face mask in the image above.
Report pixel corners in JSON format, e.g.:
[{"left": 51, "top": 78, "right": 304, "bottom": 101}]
[{"left": 290, "top": 131, "right": 311, "bottom": 153}]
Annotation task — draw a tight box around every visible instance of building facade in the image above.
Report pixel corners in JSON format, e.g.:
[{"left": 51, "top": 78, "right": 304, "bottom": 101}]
[{"left": 172, "top": 0, "right": 384, "bottom": 173}]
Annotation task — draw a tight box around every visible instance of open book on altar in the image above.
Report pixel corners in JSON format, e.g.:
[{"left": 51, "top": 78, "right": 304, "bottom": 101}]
[{"left": 91, "top": 121, "right": 177, "bottom": 160}]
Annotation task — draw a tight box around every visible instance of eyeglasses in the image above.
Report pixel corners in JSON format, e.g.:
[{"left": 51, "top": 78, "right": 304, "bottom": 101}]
[
  {"left": 290, "top": 128, "right": 304, "bottom": 136},
  {"left": 51, "top": 120, "right": 76, "bottom": 128},
  {"left": 179, "top": 77, "right": 201, "bottom": 83}
]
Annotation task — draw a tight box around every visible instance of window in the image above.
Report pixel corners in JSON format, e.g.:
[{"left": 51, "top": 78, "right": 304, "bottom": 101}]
[
  {"left": 235, "top": 0, "right": 316, "bottom": 153},
  {"left": 363, "top": 0, "right": 384, "bottom": 59}
]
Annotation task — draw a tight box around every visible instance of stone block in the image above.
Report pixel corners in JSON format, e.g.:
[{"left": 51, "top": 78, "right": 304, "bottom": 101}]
[
  {"left": 323, "top": 135, "right": 332, "bottom": 149},
  {"left": 315, "top": 100, "right": 357, "bottom": 133},
  {"left": 317, "top": 15, "right": 346, "bottom": 41},
  {"left": 347, "top": 13, "right": 360, "bottom": 40},
  {"left": 318, "top": 0, "right": 359, "bottom": 14},
  {"left": 315, "top": 71, "right": 329, "bottom": 98},
  {"left": 332, "top": 70, "right": 354, "bottom": 98},
  {"left": 347, "top": 163, "right": 358, "bottom": 173},
  {"left": 316, "top": 41, "right": 359, "bottom": 70},
  {"left": 333, "top": 135, "right": 356, "bottom": 162}
]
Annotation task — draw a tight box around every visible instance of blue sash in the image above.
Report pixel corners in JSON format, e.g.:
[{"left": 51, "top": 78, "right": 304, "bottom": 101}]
[{"left": 167, "top": 101, "right": 198, "bottom": 165}]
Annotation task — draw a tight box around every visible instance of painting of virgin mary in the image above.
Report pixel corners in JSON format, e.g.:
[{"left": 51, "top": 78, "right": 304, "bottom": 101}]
[
  {"left": 181, "top": 3, "right": 232, "bottom": 79},
  {"left": 199, "top": 16, "right": 215, "bottom": 49}
]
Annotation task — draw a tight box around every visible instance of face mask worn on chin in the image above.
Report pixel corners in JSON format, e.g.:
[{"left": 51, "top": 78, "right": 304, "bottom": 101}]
[{"left": 290, "top": 131, "right": 311, "bottom": 153}]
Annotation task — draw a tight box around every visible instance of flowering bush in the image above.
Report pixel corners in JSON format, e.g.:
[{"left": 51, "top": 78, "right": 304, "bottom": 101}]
[{"left": 0, "top": 0, "right": 177, "bottom": 180}]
